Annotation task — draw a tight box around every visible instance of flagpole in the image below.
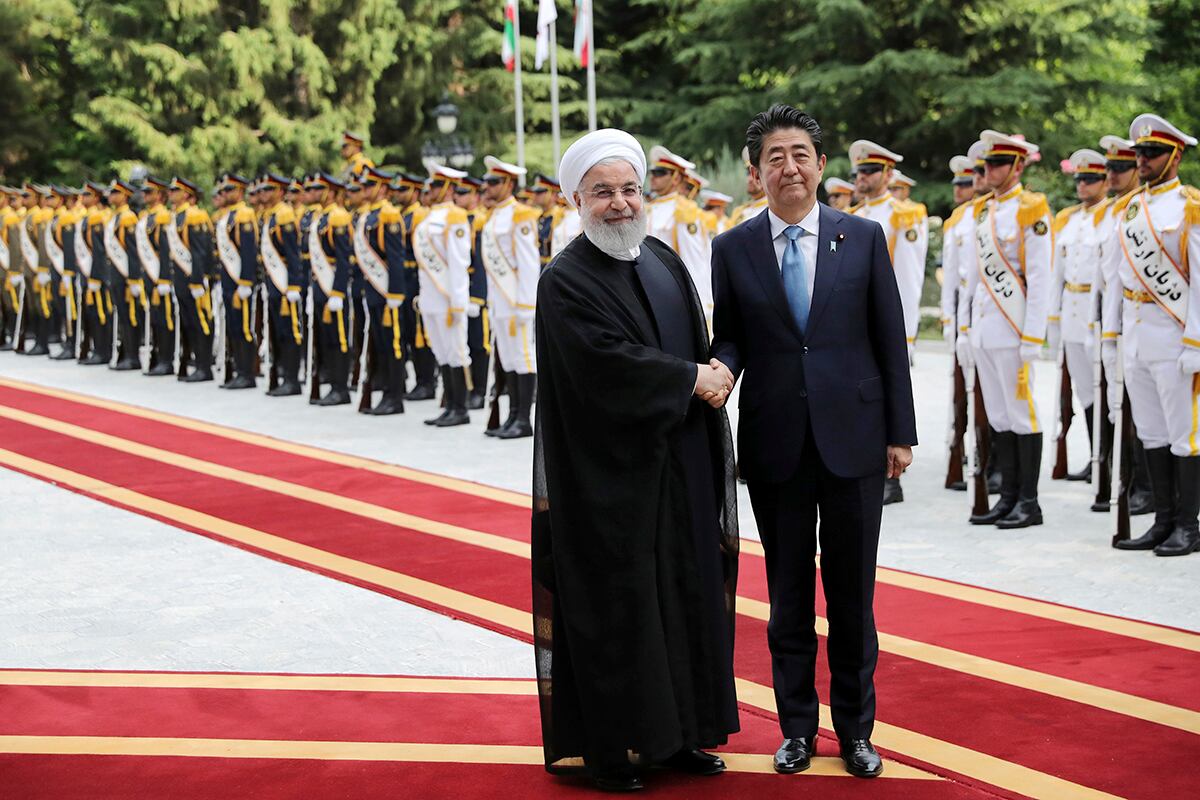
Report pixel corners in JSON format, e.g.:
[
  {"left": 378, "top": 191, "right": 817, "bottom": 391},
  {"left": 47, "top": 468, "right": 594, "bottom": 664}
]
[
  {"left": 586, "top": 0, "right": 597, "bottom": 131},
  {"left": 513, "top": 2, "right": 527, "bottom": 182},
  {"left": 550, "top": 20, "right": 561, "bottom": 168}
]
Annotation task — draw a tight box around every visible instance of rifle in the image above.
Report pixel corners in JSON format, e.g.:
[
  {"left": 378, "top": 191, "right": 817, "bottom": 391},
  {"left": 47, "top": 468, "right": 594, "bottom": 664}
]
[
  {"left": 944, "top": 352, "right": 967, "bottom": 489},
  {"left": 13, "top": 279, "right": 27, "bottom": 353},
  {"left": 211, "top": 287, "right": 226, "bottom": 383},
  {"left": 1051, "top": 343, "right": 1073, "bottom": 479},
  {"left": 356, "top": 299, "right": 374, "bottom": 412},
  {"left": 308, "top": 296, "right": 322, "bottom": 402},
  {"left": 1110, "top": 336, "right": 1131, "bottom": 545},
  {"left": 138, "top": 290, "right": 152, "bottom": 372},
  {"left": 487, "top": 350, "right": 507, "bottom": 431},
  {"left": 967, "top": 364, "right": 991, "bottom": 517}
]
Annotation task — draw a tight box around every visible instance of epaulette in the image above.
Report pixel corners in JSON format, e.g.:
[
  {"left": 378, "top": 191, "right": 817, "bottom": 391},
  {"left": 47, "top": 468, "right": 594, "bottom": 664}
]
[
  {"left": 472, "top": 211, "right": 489, "bottom": 232},
  {"left": 1182, "top": 185, "right": 1200, "bottom": 203},
  {"left": 233, "top": 205, "right": 256, "bottom": 225},
  {"left": 1185, "top": 189, "right": 1200, "bottom": 226},
  {"left": 411, "top": 206, "right": 430, "bottom": 227},
  {"left": 270, "top": 204, "right": 296, "bottom": 226},
  {"left": 379, "top": 203, "right": 403, "bottom": 225},
  {"left": 1111, "top": 185, "right": 1142, "bottom": 216},
  {"left": 971, "top": 191, "right": 994, "bottom": 220},
  {"left": 445, "top": 206, "right": 470, "bottom": 226},
  {"left": 673, "top": 197, "right": 701, "bottom": 225},
  {"left": 512, "top": 204, "right": 541, "bottom": 224},
  {"left": 117, "top": 208, "right": 137, "bottom": 228},
  {"left": 1091, "top": 197, "right": 1112, "bottom": 227},
  {"left": 889, "top": 198, "right": 925, "bottom": 232},
  {"left": 700, "top": 209, "right": 720, "bottom": 235},
  {"left": 944, "top": 200, "right": 971, "bottom": 231},
  {"left": 1016, "top": 191, "right": 1050, "bottom": 229},
  {"left": 327, "top": 206, "right": 352, "bottom": 227},
  {"left": 1053, "top": 204, "right": 1081, "bottom": 235},
  {"left": 88, "top": 209, "right": 110, "bottom": 226}
]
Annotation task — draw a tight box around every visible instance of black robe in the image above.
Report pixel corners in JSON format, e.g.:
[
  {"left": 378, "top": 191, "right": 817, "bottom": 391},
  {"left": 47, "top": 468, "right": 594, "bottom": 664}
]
[{"left": 532, "top": 234, "right": 739, "bottom": 775}]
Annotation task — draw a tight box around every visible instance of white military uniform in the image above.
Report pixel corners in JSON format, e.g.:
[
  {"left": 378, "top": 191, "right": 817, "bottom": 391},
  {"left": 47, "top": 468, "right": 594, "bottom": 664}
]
[
  {"left": 550, "top": 206, "right": 580, "bottom": 257},
  {"left": 413, "top": 170, "right": 472, "bottom": 369},
  {"left": 963, "top": 160, "right": 1054, "bottom": 435},
  {"left": 941, "top": 154, "right": 979, "bottom": 341},
  {"left": 482, "top": 196, "right": 541, "bottom": 375},
  {"left": 729, "top": 196, "right": 768, "bottom": 228},
  {"left": 647, "top": 146, "right": 713, "bottom": 326}
]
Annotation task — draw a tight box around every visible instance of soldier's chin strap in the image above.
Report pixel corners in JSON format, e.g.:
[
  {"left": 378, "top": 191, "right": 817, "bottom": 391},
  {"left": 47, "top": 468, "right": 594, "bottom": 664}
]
[{"left": 1150, "top": 145, "right": 1180, "bottom": 187}]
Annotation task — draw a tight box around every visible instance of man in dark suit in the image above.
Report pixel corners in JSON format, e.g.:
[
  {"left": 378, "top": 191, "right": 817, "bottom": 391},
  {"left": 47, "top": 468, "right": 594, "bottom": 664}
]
[{"left": 709, "top": 105, "right": 917, "bottom": 779}]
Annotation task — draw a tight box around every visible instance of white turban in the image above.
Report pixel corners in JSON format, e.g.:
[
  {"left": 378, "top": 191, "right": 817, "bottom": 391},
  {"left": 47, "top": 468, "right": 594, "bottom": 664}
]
[{"left": 558, "top": 128, "right": 646, "bottom": 209}]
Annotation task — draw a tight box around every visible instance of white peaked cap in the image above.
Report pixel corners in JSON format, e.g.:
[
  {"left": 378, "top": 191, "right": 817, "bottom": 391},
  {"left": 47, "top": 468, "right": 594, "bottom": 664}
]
[
  {"left": 558, "top": 128, "right": 647, "bottom": 209},
  {"left": 848, "top": 140, "right": 903, "bottom": 166},
  {"left": 685, "top": 167, "right": 709, "bottom": 189},
  {"left": 949, "top": 155, "right": 974, "bottom": 175},
  {"left": 430, "top": 164, "right": 468, "bottom": 181},
  {"left": 890, "top": 170, "right": 916, "bottom": 187},
  {"left": 979, "top": 130, "right": 1039, "bottom": 158},
  {"left": 699, "top": 189, "right": 732, "bottom": 205},
  {"left": 967, "top": 140, "right": 986, "bottom": 164},
  {"left": 1129, "top": 113, "right": 1198, "bottom": 148},
  {"left": 823, "top": 177, "right": 854, "bottom": 195},
  {"left": 1067, "top": 149, "right": 1107, "bottom": 174},
  {"left": 484, "top": 155, "right": 527, "bottom": 178},
  {"left": 648, "top": 144, "right": 695, "bottom": 172}
]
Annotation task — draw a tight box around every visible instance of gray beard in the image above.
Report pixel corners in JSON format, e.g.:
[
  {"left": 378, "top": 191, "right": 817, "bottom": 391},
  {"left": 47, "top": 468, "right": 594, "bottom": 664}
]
[{"left": 581, "top": 207, "right": 647, "bottom": 261}]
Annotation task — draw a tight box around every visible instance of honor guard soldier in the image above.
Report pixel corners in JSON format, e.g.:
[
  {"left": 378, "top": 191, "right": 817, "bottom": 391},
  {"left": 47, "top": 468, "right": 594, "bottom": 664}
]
[
  {"left": 340, "top": 131, "right": 375, "bottom": 182},
  {"left": 211, "top": 173, "right": 258, "bottom": 388},
  {"left": 45, "top": 186, "right": 79, "bottom": 360},
  {"left": 728, "top": 146, "right": 769, "bottom": 227},
  {"left": 647, "top": 145, "right": 713, "bottom": 326},
  {"left": 6, "top": 186, "right": 33, "bottom": 352},
  {"left": 77, "top": 182, "right": 114, "bottom": 364},
  {"left": 1103, "top": 114, "right": 1200, "bottom": 556},
  {"left": 413, "top": 163, "right": 473, "bottom": 427},
  {"left": 850, "top": 140, "right": 928, "bottom": 504},
  {"left": 1048, "top": 150, "right": 1109, "bottom": 481},
  {"left": 456, "top": 176, "right": 491, "bottom": 408},
  {"left": 390, "top": 172, "right": 438, "bottom": 402},
  {"left": 0, "top": 188, "right": 21, "bottom": 350},
  {"left": 889, "top": 170, "right": 916, "bottom": 202},
  {"left": 550, "top": 181, "right": 581, "bottom": 257},
  {"left": 700, "top": 189, "right": 733, "bottom": 235},
  {"left": 477, "top": 157, "right": 540, "bottom": 438},
  {"left": 352, "top": 166, "right": 408, "bottom": 415},
  {"left": 530, "top": 174, "right": 562, "bottom": 268},
  {"left": 102, "top": 181, "right": 143, "bottom": 370},
  {"left": 135, "top": 176, "right": 177, "bottom": 375},
  {"left": 288, "top": 178, "right": 305, "bottom": 216},
  {"left": 961, "top": 131, "right": 1053, "bottom": 528},
  {"left": 16, "top": 184, "right": 53, "bottom": 356},
  {"left": 823, "top": 177, "right": 854, "bottom": 212},
  {"left": 166, "top": 177, "right": 216, "bottom": 382},
  {"left": 306, "top": 173, "right": 355, "bottom": 405},
  {"left": 258, "top": 174, "right": 306, "bottom": 396}
]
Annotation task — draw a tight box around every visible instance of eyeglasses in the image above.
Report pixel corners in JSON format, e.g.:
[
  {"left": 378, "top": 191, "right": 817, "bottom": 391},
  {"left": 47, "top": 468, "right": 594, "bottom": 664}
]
[
  {"left": 483, "top": 176, "right": 506, "bottom": 186},
  {"left": 1134, "top": 145, "right": 1172, "bottom": 160},
  {"left": 581, "top": 185, "right": 643, "bottom": 203},
  {"left": 983, "top": 157, "right": 1017, "bottom": 168},
  {"left": 346, "top": 185, "right": 363, "bottom": 193},
  {"left": 972, "top": 166, "right": 986, "bottom": 176},
  {"left": 1074, "top": 174, "right": 1105, "bottom": 184},
  {"left": 1106, "top": 162, "right": 1136, "bottom": 174},
  {"left": 856, "top": 164, "right": 885, "bottom": 176},
  {"left": 648, "top": 167, "right": 672, "bottom": 178},
  {"left": 218, "top": 185, "right": 237, "bottom": 194}
]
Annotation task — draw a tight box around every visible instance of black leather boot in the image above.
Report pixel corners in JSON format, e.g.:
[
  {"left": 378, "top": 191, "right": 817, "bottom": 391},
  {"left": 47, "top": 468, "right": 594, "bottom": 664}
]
[
  {"left": 1127, "top": 439, "right": 1154, "bottom": 516},
  {"left": 467, "top": 355, "right": 489, "bottom": 410},
  {"left": 435, "top": 367, "right": 471, "bottom": 427},
  {"left": 997, "top": 433, "right": 1044, "bottom": 528},
  {"left": 1067, "top": 405, "right": 1093, "bottom": 481},
  {"left": 1091, "top": 411, "right": 1114, "bottom": 512},
  {"left": 487, "top": 371, "right": 520, "bottom": 437},
  {"left": 1116, "top": 446, "right": 1175, "bottom": 550},
  {"left": 496, "top": 373, "right": 534, "bottom": 439},
  {"left": 971, "top": 432, "right": 1018, "bottom": 524},
  {"left": 1155, "top": 456, "right": 1200, "bottom": 556},
  {"left": 882, "top": 477, "right": 904, "bottom": 505},
  {"left": 986, "top": 428, "right": 1003, "bottom": 494},
  {"left": 425, "top": 366, "right": 453, "bottom": 425},
  {"left": 404, "top": 348, "right": 438, "bottom": 400}
]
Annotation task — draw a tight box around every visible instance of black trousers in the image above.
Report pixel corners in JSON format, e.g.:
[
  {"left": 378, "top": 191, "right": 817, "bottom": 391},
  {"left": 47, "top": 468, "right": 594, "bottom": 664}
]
[
  {"left": 147, "top": 282, "right": 176, "bottom": 369},
  {"left": 746, "top": 426, "right": 884, "bottom": 742},
  {"left": 268, "top": 291, "right": 304, "bottom": 385},
  {"left": 367, "top": 302, "right": 405, "bottom": 399},
  {"left": 111, "top": 276, "right": 145, "bottom": 361},
  {"left": 175, "top": 281, "right": 213, "bottom": 372},
  {"left": 315, "top": 291, "right": 350, "bottom": 392},
  {"left": 82, "top": 284, "right": 113, "bottom": 360}
]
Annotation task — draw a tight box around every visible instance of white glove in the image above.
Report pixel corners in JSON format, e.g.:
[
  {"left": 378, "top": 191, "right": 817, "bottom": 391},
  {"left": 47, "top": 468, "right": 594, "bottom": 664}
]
[
  {"left": 128, "top": 282, "right": 142, "bottom": 297},
  {"left": 1101, "top": 339, "right": 1118, "bottom": 377},
  {"left": 466, "top": 302, "right": 481, "bottom": 318},
  {"left": 1046, "top": 321, "right": 1061, "bottom": 353},
  {"left": 1178, "top": 349, "right": 1200, "bottom": 375},
  {"left": 62, "top": 274, "right": 73, "bottom": 290},
  {"left": 386, "top": 297, "right": 401, "bottom": 310},
  {"left": 326, "top": 296, "right": 344, "bottom": 313},
  {"left": 955, "top": 332, "right": 973, "bottom": 368},
  {"left": 942, "top": 321, "right": 955, "bottom": 348},
  {"left": 1018, "top": 341, "right": 1041, "bottom": 364},
  {"left": 236, "top": 285, "right": 253, "bottom": 300},
  {"left": 286, "top": 289, "right": 301, "bottom": 303},
  {"left": 9, "top": 274, "right": 22, "bottom": 287},
  {"left": 36, "top": 271, "right": 51, "bottom": 286},
  {"left": 190, "top": 285, "right": 205, "bottom": 299},
  {"left": 156, "top": 282, "right": 171, "bottom": 297}
]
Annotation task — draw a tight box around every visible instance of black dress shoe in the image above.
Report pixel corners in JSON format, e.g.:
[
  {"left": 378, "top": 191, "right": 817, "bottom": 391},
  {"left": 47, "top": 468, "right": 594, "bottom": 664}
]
[
  {"left": 1066, "top": 463, "right": 1092, "bottom": 482},
  {"left": 146, "top": 362, "right": 175, "bottom": 376},
  {"left": 495, "top": 420, "right": 533, "bottom": 439},
  {"left": 50, "top": 345, "right": 76, "bottom": 360},
  {"left": 0, "top": 340, "right": 13, "bottom": 352},
  {"left": 434, "top": 410, "right": 471, "bottom": 427},
  {"left": 315, "top": 389, "right": 351, "bottom": 406},
  {"left": 367, "top": 397, "right": 404, "bottom": 415},
  {"left": 839, "top": 738, "right": 883, "bottom": 778},
  {"left": 22, "top": 344, "right": 49, "bottom": 356},
  {"left": 995, "top": 498, "right": 1043, "bottom": 529},
  {"left": 424, "top": 409, "right": 451, "bottom": 426},
  {"left": 466, "top": 392, "right": 485, "bottom": 410},
  {"left": 663, "top": 748, "right": 724, "bottom": 776},
  {"left": 773, "top": 736, "right": 815, "bottom": 774},
  {"left": 80, "top": 353, "right": 108, "bottom": 366},
  {"left": 181, "top": 370, "right": 214, "bottom": 383},
  {"left": 592, "top": 772, "right": 643, "bottom": 793},
  {"left": 403, "top": 383, "right": 436, "bottom": 401},
  {"left": 947, "top": 479, "right": 967, "bottom": 491},
  {"left": 1155, "top": 526, "right": 1200, "bottom": 557},
  {"left": 112, "top": 359, "right": 141, "bottom": 371},
  {"left": 266, "top": 380, "right": 301, "bottom": 396},
  {"left": 223, "top": 374, "right": 256, "bottom": 390}
]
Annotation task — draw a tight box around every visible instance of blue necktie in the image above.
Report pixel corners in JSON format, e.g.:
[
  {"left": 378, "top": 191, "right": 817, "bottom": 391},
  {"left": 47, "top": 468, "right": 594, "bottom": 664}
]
[{"left": 781, "top": 224, "right": 810, "bottom": 333}]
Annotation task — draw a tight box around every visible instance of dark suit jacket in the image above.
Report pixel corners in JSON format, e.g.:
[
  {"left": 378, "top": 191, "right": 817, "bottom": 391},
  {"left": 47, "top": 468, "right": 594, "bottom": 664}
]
[{"left": 710, "top": 202, "right": 917, "bottom": 482}]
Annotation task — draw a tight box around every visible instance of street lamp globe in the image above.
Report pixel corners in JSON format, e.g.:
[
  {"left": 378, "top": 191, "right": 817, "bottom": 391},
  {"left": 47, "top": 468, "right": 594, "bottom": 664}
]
[{"left": 435, "top": 98, "right": 459, "bottom": 136}]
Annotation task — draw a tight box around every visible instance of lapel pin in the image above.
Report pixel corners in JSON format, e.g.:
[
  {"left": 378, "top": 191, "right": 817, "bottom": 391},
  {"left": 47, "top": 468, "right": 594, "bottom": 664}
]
[{"left": 830, "top": 241, "right": 837, "bottom": 253}]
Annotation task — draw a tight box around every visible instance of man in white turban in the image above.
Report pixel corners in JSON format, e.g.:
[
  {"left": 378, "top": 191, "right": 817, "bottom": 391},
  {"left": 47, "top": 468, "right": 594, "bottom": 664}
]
[{"left": 530, "top": 129, "right": 741, "bottom": 792}]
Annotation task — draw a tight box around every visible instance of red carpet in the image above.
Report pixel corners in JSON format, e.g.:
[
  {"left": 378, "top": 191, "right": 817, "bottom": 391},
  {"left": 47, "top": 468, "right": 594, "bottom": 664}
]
[{"left": 1, "top": 378, "right": 1196, "bottom": 799}]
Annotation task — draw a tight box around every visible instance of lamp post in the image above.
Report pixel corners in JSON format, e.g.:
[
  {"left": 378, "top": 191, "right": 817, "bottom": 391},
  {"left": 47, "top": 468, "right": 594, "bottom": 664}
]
[{"left": 423, "top": 95, "right": 474, "bottom": 171}]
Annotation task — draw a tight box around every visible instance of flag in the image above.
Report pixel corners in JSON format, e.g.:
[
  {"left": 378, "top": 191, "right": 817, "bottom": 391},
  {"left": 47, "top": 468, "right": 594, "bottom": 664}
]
[
  {"left": 573, "top": 0, "right": 590, "bottom": 68},
  {"left": 502, "top": 0, "right": 518, "bottom": 72},
  {"left": 535, "top": 0, "right": 558, "bottom": 70}
]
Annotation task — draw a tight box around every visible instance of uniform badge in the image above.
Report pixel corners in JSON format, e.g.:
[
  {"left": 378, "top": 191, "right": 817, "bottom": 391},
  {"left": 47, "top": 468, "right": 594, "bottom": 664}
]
[
  {"left": 978, "top": 206, "right": 989, "bottom": 222},
  {"left": 687, "top": 222, "right": 698, "bottom": 234},
  {"left": 388, "top": 223, "right": 400, "bottom": 233},
  {"left": 241, "top": 223, "right": 253, "bottom": 232},
  {"left": 520, "top": 225, "right": 531, "bottom": 235},
  {"left": 1032, "top": 220, "right": 1048, "bottom": 236},
  {"left": 1125, "top": 202, "right": 1140, "bottom": 222},
  {"left": 283, "top": 223, "right": 295, "bottom": 232},
  {"left": 456, "top": 228, "right": 466, "bottom": 238},
  {"left": 905, "top": 229, "right": 918, "bottom": 242}
]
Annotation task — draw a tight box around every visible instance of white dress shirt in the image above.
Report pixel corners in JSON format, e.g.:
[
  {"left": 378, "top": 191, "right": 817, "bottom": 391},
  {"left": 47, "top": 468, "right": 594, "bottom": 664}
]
[{"left": 768, "top": 203, "right": 821, "bottom": 312}]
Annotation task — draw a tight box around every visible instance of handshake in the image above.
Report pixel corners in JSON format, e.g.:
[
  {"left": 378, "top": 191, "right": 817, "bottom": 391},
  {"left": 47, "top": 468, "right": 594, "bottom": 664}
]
[{"left": 694, "top": 358, "right": 734, "bottom": 409}]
